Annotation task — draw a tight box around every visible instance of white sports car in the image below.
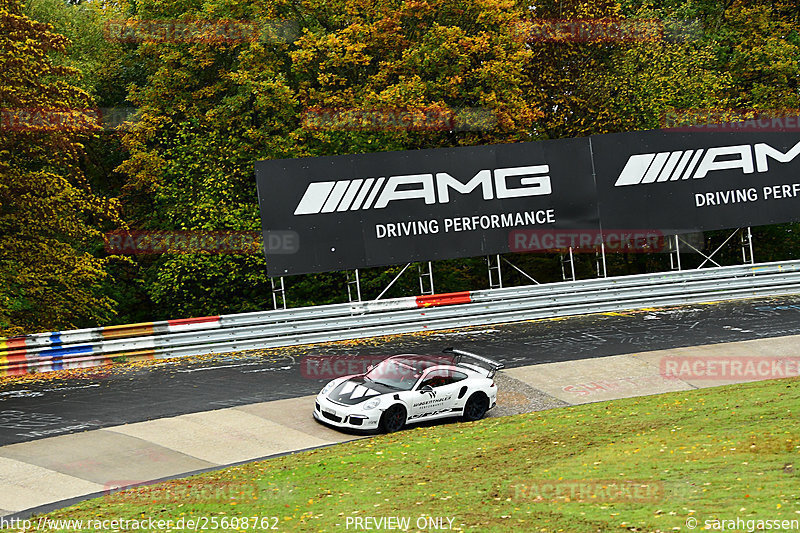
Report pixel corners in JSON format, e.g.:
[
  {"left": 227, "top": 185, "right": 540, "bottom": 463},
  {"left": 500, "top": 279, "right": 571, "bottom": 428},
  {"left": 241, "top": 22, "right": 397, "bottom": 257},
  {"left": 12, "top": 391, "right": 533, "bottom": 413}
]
[{"left": 313, "top": 348, "right": 504, "bottom": 433}]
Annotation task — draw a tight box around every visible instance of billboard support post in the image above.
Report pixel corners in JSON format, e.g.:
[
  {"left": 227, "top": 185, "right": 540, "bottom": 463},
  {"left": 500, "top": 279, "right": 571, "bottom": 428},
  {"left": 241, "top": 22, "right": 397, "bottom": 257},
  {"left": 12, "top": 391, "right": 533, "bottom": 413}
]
[
  {"left": 671, "top": 236, "right": 682, "bottom": 271},
  {"left": 347, "top": 269, "right": 362, "bottom": 302},
  {"left": 741, "top": 227, "right": 755, "bottom": 265},
  {"left": 502, "top": 257, "right": 540, "bottom": 285},
  {"left": 487, "top": 255, "right": 503, "bottom": 289},
  {"left": 569, "top": 247, "right": 576, "bottom": 281},
  {"left": 376, "top": 263, "right": 411, "bottom": 301},
  {"left": 561, "top": 248, "right": 576, "bottom": 281},
  {"left": 271, "top": 277, "right": 287, "bottom": 310},
  {"left": 696, "top": 229, "right": 740, "bottom": 269},
  {"left": 418, "top": 261, "right": 434, "bottom": 295},
  {"left": 597, "top": 243, "right": 608, "bottom": 278}
]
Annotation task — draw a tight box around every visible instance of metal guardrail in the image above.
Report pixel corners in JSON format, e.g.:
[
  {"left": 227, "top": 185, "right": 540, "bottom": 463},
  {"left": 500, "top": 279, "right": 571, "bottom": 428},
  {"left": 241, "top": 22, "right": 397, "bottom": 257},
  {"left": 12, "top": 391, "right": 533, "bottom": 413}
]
[{"left": 2, "top": 260, "right": 800, "bottom": 376}]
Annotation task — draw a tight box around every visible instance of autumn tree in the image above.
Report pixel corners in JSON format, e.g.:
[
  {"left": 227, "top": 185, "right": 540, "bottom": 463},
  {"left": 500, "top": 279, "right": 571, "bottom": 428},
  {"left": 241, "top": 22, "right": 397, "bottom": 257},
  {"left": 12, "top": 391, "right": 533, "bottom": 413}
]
[
  {"left": 0, "top": 0, "right": 122, "bottom": 334},
  {"left": 67, "top": 0, "right": 800, "bottom": 318},
  {"left": 112, "top": 0, "right": 544, "bottom": 314}
]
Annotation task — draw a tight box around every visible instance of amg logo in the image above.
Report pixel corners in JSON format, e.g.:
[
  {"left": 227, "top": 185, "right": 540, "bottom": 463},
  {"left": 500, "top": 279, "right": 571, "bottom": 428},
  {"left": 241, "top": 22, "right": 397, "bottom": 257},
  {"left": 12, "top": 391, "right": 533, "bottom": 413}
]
[
  {"left": 614, "top": 140, "right": 800, "bottom": 186},
  {"left": 293, "top": 166, "right": 552, "bottom": 215}
]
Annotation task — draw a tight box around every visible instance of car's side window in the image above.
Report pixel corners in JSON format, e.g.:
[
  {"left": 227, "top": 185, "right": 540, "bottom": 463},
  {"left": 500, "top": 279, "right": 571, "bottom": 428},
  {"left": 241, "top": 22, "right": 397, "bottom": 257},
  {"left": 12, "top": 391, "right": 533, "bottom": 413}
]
[
  {"left": 447, "top": 371, "right": 468, "bottom": 385},
  {"left": 418, "top": 372, "right": 442, "bottom": 389},
  {"left": 419, "top": 369, "right": 468, "bottom": 389}
]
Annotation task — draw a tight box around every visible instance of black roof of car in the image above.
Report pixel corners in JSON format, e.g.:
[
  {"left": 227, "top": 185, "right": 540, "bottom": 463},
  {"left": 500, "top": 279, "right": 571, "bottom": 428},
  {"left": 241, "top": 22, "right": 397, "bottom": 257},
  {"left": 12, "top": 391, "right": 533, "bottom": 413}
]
[{"left": 386, "top": 354, "right": 454, "bottom": 369}]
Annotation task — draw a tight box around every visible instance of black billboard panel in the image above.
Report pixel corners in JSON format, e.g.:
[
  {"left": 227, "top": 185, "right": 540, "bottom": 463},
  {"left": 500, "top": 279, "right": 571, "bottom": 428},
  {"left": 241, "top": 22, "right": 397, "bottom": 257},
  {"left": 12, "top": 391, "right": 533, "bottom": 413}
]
[
  {"left": 258, "top": 124, "right": 800, "bottom": 276},
  {"left": 256, "top": 139, "right": 599, "bottom": 276},
  {"left": 592, "top": 130, "right": 800, "bottom": 233}
]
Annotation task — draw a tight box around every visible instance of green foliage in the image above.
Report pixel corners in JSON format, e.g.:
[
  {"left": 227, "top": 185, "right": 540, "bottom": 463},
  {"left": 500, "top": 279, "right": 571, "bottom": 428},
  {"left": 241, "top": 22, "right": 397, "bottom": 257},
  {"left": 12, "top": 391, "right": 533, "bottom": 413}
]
[
  {"left": 114, "top": 0, "right": 544, "bottom": 316},
  {"left": 23, "top": 0, "right": 126, "bottom": 100}
]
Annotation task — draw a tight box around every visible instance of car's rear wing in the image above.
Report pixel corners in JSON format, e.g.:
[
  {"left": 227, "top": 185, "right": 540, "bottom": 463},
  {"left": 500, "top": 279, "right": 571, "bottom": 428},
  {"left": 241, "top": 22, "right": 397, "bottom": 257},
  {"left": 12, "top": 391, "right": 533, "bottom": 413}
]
[{"left": 442, "top": 347, "right": 505, "bottom": 378}]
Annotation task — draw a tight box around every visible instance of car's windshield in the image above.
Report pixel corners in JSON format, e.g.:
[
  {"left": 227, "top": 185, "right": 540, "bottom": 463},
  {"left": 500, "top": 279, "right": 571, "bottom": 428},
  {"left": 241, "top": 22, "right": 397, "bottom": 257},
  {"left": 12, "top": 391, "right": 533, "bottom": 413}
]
[{"left": 364, "top": 360, "right": 422, "bottom": 390}]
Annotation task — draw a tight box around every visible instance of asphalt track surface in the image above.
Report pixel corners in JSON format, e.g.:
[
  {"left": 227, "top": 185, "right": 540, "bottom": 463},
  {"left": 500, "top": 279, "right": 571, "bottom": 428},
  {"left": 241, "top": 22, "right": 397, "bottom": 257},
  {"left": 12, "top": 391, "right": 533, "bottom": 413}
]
[{"left": 1, "top": 294, "right": 799, "bottom": 447}]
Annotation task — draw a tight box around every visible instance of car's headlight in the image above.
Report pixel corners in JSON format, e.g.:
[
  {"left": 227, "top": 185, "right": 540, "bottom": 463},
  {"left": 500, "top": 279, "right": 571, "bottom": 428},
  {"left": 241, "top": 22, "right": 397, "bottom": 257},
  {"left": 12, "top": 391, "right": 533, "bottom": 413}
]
[
  {"left": 363, "top": 398, "right": 381, "bottom": 410},
  {"left": 320, "top": 380, "right": 337, "bottom": 395}
]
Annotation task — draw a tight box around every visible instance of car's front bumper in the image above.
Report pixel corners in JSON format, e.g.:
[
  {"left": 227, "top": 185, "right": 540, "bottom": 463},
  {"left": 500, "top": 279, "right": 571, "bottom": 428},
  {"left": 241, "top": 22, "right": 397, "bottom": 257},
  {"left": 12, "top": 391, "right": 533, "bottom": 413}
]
[{"left": 313, "top": 394, "right": 382, "bottom": 430}]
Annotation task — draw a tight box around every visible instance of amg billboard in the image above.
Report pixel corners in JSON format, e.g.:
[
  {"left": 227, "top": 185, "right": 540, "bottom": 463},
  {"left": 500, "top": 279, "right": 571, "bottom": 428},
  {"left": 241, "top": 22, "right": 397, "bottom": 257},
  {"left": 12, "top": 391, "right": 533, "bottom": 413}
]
[
  {"left": 256, "top": 127, "right": 800, "bottom": 276},
  {"left": 592, "top": 131, "right": 800, "bottom": 232},
  {"left": 256, "top": 140, "right": 599, "bottom": 276}
]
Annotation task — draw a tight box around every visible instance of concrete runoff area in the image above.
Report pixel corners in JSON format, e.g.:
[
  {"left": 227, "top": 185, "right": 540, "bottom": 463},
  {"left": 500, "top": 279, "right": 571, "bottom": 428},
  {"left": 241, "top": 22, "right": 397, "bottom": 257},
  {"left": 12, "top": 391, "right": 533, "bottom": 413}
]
[
  {"left": 1, "top": 334, "right": 799, "bottom": 518},
  {"left": 0, "top": 396, "right": 360, "bottom": 518},
  {"left": 505, "top": 334, "right": 800, "bottom": 404},
  {"left": 108, "top": 408, "right": 334, "bottom": 465},
  {"left": 503, "top": 353, "right": 695, "bottom": 404},
  {"left": 0, "top": 457, "right": 103, "bottom": 514}
]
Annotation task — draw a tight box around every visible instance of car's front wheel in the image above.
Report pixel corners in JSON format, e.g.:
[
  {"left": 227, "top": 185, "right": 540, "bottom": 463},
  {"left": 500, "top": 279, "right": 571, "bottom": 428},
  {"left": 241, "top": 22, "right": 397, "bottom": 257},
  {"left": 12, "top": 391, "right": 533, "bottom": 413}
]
[
  {"left": 379, "top": 405, "right": 407, "bottom": 433},
  {"left": 462, "top": 393, "right": 489, "bottom": 422}
]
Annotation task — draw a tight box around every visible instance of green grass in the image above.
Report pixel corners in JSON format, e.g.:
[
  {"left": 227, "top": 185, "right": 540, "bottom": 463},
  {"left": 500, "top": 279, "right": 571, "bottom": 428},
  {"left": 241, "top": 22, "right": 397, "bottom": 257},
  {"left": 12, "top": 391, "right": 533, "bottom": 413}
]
[{"left": 19, "top": 377, "right": 800, "bottom": 532}]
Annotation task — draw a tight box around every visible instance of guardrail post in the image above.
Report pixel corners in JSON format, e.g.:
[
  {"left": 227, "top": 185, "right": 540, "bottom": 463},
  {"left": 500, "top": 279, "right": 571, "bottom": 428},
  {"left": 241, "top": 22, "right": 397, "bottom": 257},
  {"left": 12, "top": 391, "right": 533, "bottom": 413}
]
[{"left": 487, "top": 255, "right": 503, "bottom": 289}]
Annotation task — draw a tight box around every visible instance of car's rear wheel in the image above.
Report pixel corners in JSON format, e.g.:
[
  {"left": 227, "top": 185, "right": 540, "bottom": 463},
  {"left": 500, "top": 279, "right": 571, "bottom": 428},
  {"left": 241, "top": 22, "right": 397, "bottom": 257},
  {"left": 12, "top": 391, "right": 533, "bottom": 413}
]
[
  {"left": 379, "top": 405, "right": 406, "bottom": 433},
  {"left": 462, "top": 393, "right": 489, "bottom": 422}
]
